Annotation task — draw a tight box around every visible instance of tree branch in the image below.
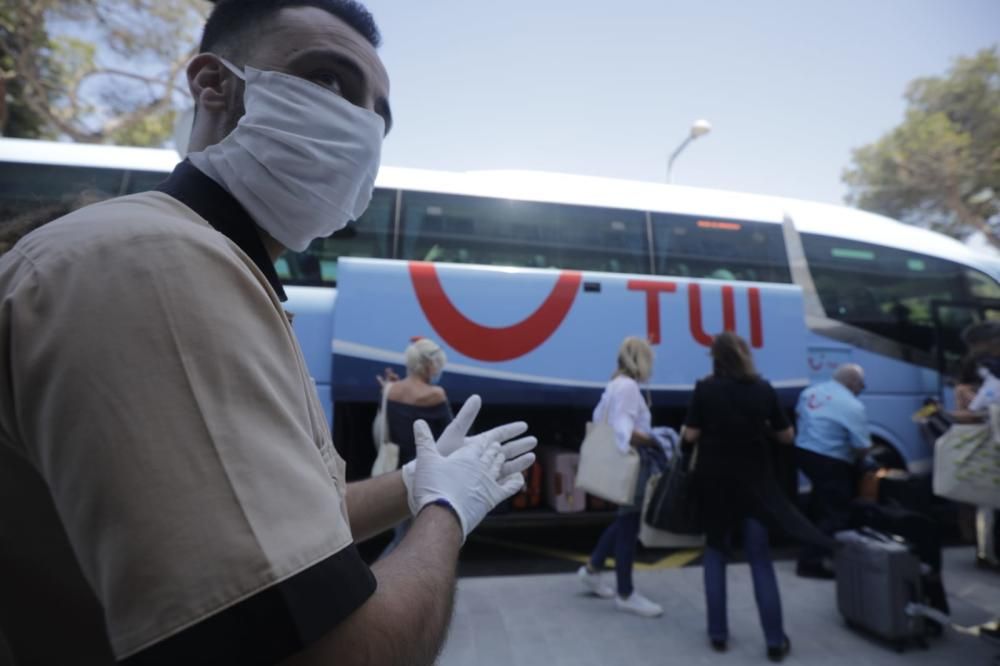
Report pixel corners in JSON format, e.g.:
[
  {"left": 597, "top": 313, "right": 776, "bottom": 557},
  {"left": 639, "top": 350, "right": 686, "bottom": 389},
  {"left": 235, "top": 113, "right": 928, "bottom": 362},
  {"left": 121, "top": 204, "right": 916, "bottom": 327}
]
[
  {"left": 79, "top": 67, "right": 188, "bottom": 96},
  {"left": 98, "top": 45, "right": 194, "bottom": 138},
  {"left": 944, "top": 180, "right": 1000, "bottom": 249},
  {"left": 8, "top": 10, "right": 99, "bottom": 142}
]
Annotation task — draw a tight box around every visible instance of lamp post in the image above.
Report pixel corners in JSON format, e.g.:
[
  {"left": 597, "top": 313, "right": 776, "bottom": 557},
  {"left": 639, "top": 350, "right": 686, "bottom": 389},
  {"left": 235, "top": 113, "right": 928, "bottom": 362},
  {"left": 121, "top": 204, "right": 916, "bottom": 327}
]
[{"left": 666, "top": 119, "right": 711, "bottom": 184}]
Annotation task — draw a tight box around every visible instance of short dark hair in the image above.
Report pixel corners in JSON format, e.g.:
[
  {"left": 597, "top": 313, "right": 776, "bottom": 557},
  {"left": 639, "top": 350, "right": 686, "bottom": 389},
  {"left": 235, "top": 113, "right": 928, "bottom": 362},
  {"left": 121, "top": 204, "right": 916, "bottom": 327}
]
[
  {"left": 711, "top": 331, "right": 759, "bottom": 382},
  {"left": 200, "top": 0, "right": 381, "bottom": 63}
]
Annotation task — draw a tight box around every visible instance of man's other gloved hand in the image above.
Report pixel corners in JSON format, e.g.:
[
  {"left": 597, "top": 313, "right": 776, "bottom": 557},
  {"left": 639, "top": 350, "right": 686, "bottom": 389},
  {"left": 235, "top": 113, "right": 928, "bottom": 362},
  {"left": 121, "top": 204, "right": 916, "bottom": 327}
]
[
  {"left": 410, "top": 420, "right": 528, "bottom": 541},
  {"left": 401, "top": 395, "right": 537, "bottom": 514},
  {"left": 435, "top": 395, "right": 535, "bottom": 458}
]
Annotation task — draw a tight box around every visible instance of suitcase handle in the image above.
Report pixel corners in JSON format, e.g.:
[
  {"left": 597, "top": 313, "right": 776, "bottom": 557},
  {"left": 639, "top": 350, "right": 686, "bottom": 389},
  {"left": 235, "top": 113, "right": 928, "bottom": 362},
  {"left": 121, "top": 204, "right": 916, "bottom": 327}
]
[
  {"left": 859, "top": 526, "right": 913, "bottom": 550},
  {"left": 857, "top": 526, "right": 900, "bottom": 545}
]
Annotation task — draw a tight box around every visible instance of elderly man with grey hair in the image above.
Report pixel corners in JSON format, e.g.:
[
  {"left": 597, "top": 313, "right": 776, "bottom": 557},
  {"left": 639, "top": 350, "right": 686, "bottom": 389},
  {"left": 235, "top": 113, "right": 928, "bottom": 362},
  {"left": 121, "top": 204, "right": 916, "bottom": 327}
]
[{"left": 793, "top": 363, "right": 872, "bottom": 579}]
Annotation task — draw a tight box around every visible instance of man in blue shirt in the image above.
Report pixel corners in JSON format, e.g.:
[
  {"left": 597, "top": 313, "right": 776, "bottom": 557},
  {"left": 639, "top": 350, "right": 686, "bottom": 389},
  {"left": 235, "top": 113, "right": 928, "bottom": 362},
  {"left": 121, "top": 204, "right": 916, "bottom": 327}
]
[{"left": 794, "top": 364, "right": 871, "bottom": 579}]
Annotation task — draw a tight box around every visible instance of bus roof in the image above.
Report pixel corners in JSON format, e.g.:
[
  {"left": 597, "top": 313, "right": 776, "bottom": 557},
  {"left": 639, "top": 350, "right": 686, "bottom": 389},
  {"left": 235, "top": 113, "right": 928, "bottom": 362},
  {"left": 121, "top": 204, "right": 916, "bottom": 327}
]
[
  {"left": 1, "top": 137, "right": 991, "bottom": 275},
  {"left": 0, "top": 137, "right": 181, "bottom": 173}
]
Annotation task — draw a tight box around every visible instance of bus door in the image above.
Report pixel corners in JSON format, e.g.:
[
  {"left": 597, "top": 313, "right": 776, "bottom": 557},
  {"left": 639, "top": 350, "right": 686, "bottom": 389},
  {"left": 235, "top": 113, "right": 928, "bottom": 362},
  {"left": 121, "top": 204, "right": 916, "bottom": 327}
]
[{"left": 930, "top": 298, "right": 1000, "bottom": 402}]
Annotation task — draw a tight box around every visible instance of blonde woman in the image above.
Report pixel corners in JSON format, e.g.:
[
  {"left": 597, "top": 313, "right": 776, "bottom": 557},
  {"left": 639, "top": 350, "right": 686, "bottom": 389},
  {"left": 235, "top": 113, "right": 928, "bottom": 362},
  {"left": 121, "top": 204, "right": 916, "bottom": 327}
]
[
  {"left": 377, "top": 338, "right": 454, "bottom": 557},
  {"left": 381, "top": 338, "right": 453, "bottom": 465},
  {"left": 578, "top": 336, "right": 666, "bottom": 617}
]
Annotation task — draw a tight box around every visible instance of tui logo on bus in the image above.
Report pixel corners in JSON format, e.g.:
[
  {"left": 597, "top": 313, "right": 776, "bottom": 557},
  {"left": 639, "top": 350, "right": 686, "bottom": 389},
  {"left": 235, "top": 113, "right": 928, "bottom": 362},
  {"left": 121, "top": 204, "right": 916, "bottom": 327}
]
[
  {"left": 627, "top": 280, "right": 764, "bottom": 348},
  {"left": 409, "top": 262, "right": 582, "bottom": 362},
  {"left": 410, "top": 263, "right": 764, "bottom": 362}
]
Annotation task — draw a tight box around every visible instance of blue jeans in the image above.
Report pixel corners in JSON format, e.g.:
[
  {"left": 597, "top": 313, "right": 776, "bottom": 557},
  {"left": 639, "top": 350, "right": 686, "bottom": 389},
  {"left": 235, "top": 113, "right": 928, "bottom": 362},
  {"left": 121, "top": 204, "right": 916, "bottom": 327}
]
[
  {"left": 703, "top": 517, "right": 786, "bottom": 648},
  {"left": 589, "top": 511, "right": 640, "bottom": 597}
]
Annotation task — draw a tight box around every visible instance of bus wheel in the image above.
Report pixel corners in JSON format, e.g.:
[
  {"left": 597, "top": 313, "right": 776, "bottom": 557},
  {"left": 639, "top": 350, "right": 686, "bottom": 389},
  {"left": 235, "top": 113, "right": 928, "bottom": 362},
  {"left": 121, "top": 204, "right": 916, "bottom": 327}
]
[{"left": 869, "top": 439, "right": 906, "bottom": 470}]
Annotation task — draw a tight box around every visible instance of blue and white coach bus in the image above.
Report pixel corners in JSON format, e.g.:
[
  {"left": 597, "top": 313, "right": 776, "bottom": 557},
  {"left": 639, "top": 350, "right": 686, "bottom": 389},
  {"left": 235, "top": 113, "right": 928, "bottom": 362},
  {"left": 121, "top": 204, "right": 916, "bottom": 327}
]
[{"left": 3, "top": 137, "right": 999, "bottom": 481}]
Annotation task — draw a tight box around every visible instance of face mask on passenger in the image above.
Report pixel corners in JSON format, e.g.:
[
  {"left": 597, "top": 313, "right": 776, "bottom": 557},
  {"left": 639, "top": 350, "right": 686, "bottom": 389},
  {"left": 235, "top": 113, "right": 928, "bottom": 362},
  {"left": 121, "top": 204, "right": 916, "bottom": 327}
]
[{"left": 187, "top": 57, "right": 385, "bottom": 252}]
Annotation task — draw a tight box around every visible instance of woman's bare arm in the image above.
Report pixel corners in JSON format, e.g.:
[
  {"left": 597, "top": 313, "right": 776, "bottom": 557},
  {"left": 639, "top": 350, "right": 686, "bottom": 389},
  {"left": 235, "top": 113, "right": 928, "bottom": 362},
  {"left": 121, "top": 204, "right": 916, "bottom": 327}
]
[{"left": 630, "top": 430, "right": 655, "bottom": 446}]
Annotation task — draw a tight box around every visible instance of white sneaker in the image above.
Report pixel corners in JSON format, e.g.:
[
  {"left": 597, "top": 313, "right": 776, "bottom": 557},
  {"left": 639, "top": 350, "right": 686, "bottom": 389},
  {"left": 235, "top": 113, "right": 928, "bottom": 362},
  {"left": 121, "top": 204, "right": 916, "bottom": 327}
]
[
  {"left": 577, "top": 566, "right": 614, "bottom": 598},
  {"left": 615, "top": 591, "right": 663, "bottom": 617}
]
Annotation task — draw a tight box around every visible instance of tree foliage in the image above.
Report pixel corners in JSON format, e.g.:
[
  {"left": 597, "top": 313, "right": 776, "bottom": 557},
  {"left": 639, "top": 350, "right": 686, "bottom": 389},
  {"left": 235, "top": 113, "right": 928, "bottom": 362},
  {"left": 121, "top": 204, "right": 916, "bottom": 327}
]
[
  {"left": 843, "top": 47, "right": 1000, "bottom": 248},
  {"left": 1, "top": 0, "right": 208, "bottom": 146}
]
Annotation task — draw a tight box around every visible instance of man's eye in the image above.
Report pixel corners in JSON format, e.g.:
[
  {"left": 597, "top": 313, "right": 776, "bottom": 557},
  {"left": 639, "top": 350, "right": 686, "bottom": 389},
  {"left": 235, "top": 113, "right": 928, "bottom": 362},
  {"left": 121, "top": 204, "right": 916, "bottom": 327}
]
[{"left": 312, "top": 71, "right": 343, "bottom": 93}]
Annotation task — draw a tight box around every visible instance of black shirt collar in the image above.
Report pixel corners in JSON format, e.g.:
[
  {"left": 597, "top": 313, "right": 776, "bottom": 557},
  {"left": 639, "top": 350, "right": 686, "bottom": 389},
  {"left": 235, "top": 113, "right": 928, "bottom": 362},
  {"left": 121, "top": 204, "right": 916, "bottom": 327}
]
[{"left": 156, "top": 160, "right": 287, "bottom": 302}]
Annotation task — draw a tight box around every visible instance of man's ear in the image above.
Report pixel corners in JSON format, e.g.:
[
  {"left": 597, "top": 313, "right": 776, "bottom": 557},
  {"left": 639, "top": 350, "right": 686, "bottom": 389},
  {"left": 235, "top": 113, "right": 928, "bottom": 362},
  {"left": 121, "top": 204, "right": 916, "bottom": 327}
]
[{"left": 187, "top": 54, "right": 235, "bottom": 114}]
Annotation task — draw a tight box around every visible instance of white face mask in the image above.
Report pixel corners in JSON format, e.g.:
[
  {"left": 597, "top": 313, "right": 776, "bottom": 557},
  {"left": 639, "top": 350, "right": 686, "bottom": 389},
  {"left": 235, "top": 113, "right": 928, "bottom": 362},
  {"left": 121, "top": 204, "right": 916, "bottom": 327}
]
[{"left": 188, "top": 58, "right": 385, "bottom": 252}]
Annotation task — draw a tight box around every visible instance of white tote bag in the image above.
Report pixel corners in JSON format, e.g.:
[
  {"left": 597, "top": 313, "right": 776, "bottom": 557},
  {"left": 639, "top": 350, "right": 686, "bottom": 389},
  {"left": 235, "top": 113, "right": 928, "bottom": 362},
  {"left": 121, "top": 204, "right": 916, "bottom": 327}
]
[
  {"left": 370, "top": 383, "right": 400, "bottom": 477},
  {"left": 639, "top": 474, "right": 704, "bottom": 549},
  {"left": 575, "top": 416, "right": 640, "bottom": 506},
  {"left": 932, "top": 412, "right": 1000, "bottom": 509}
]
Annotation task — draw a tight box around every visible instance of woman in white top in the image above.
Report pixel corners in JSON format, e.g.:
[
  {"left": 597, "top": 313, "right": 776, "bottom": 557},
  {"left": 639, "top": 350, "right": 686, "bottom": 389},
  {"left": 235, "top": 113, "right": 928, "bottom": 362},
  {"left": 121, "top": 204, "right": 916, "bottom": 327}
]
[{"left": 578, "top": 336, "right": 666, "bottom": 617}]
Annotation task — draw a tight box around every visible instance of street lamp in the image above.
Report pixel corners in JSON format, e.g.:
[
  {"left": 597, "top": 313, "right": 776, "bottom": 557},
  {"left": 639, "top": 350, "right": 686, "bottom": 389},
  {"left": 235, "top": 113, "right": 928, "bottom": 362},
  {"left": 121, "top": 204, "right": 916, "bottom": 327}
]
[{"left": 666, "top": 119, "right": 712, "bottom": 184}]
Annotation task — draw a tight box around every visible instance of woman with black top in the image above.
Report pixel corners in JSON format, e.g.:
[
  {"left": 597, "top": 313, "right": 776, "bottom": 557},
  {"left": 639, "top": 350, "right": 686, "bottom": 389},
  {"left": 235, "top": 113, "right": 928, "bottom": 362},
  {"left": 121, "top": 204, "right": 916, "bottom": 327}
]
[
  {"left": 377, "top": 337, "right": 453, "bottom": 556},
  {"left": 682, "top": 332, "right": 795, "bottom": 662}
]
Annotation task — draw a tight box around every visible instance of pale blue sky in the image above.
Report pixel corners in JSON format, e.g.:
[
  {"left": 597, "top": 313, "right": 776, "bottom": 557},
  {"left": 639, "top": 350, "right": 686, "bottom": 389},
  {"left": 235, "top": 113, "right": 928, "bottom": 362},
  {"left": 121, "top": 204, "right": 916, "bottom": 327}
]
[{"left": 360, "top": 0, "right": 999, "bottom": 205}]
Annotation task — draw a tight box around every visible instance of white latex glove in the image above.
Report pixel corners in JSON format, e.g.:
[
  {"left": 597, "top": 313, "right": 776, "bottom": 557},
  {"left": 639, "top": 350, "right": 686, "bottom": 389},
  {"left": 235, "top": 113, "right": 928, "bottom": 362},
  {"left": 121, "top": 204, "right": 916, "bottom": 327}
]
[
  {"left": 411, "top": 420, "right": 527, "bottom": 541},
  {"left": 401, "top": 395, "right": 537, "bottom": 514},
  {"left": 436, "top": 395, "right": 535, "bottom": 457}
]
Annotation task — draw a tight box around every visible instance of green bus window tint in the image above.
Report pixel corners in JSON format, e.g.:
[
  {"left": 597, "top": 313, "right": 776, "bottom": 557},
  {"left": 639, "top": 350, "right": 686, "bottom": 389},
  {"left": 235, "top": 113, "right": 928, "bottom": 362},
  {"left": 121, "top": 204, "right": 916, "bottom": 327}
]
[
  {"left": 651, "top": 213, "right": 791, "bottom": 283},
  {"left": 801, "top": 233, "right": 975, "bottom": 358},
  {"left": 275, "top": 256, "right": 291, "bottom": 280},
  {"left": 281, "top": 188, "right": 395, "bottom": 286},
  {"left": 398, "top": 191, "right": 649, "bottom": 274},
  {"left": 124, "top": 169, "right": 171, "bottom": 194},
  {"left": 0, "top": 163, "right": 121, "bottom": 225},
  {"left": 967, "top": 268, "right": 1000, "bottom": 301}
]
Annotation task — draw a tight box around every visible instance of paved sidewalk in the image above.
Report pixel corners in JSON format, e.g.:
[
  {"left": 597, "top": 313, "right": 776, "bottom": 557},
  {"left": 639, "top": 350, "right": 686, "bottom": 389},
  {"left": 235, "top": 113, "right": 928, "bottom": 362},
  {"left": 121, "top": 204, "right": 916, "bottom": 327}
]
[{"left": 439, "top": 547, "right": 999, "bottom": 665}]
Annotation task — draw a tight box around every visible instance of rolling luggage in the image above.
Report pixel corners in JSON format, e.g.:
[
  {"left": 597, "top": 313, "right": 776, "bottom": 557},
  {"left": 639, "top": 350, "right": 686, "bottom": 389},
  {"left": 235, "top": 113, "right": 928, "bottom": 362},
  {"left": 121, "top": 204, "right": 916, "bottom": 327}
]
[
  {"left": 835, "top": 528, "right": 926, "bottom": 650},
  {"left": 850, "top": 500, "right": 949, "bottom": 618},
  {"left": 850, "top": 501, "right": 942, "bottom": 572}
]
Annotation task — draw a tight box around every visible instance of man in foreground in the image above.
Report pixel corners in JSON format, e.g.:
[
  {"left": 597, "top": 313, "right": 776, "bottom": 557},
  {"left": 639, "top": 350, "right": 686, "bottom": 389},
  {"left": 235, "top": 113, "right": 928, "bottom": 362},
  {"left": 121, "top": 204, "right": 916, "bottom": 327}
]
[{"left": 0, "top": 1, "right": 535, "bottom": 664}]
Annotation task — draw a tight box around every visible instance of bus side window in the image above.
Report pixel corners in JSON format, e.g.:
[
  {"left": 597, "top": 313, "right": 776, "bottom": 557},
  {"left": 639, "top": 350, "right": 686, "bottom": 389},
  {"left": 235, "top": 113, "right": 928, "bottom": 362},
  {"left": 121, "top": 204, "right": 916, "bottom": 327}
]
[
  {"left": 0, "top": 163, "right": 122, "bottom": 224},
  {"left": 0, "top": 163, "right": 125, "bottom": 253},
  {"left": 281, "top": 188, "right": 395, "bottom": 287},
  {"left": 398, "top": 191, "right": 649, "bottom": 274},
  {"left": 124, "top": 169, "right": 169, "bottom": 195},
  {"left": 802, "top": 232, "right": 977, "bottom": 362},
  {"left": 967, "top": 268, "right": 1000, "bottom": 300},
  {"left": 651, "top": 213, "right": 791, "bottom": 284}
]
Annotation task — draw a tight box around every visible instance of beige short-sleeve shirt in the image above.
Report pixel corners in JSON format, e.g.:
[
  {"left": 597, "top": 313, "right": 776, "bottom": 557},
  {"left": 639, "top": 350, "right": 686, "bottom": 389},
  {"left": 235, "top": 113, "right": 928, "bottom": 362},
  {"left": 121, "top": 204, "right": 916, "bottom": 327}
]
[{"left": 0, "top": 189, "right": 374, "bottom": 662}]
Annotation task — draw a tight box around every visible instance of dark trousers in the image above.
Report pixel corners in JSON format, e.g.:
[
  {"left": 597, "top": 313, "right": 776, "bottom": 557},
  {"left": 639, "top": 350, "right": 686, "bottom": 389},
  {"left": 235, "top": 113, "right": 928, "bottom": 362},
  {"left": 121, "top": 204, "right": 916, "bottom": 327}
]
[
  {"left": 704, "top": 517, "right": 785, "bottom": 648},
  {"left": 796, "top": 448, "right": 855, "bottom": 567},
  {"left": 589, "top": 511, "right": 640, "bottom": 597}
]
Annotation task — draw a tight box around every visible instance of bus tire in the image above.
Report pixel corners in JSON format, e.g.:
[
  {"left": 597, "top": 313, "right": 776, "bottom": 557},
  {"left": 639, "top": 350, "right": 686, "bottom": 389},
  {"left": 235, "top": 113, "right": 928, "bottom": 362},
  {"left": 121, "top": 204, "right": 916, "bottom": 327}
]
[{"left": 869, "top": 439, "right": 906, "bottom": 470}]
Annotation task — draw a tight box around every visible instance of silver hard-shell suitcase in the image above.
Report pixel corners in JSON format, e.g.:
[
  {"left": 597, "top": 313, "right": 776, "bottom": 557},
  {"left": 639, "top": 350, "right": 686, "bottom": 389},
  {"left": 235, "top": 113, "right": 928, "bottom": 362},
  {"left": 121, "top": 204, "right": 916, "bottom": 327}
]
[{"left": 835, "top": 528, "right": 926, "bottom": 650}]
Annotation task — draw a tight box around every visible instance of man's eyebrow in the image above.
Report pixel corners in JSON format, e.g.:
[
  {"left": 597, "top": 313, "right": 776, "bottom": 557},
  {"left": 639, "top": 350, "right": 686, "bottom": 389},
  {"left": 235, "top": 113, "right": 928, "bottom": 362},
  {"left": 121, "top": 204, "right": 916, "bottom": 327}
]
[{"left": 286, "top": 48, "right": 364, "bottom": 84}]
